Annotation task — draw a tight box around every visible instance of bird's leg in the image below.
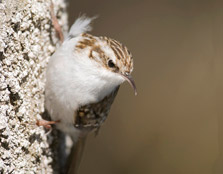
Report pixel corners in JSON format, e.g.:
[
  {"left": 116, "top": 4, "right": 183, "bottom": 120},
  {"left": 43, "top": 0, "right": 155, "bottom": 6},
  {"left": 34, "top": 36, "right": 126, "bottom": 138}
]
[
  {"left": 50, "top": 0, "right": 64, "bottom": 43},
  {"left": 36, "top": 119, "right": 60, "bottom": 129}
]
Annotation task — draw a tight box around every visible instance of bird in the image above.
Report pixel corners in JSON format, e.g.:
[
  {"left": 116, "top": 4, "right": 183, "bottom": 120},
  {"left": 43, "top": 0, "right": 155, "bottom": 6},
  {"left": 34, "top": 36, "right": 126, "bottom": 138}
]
[{"left": 44, "top": 16, "right": 136, "bottom": 173}]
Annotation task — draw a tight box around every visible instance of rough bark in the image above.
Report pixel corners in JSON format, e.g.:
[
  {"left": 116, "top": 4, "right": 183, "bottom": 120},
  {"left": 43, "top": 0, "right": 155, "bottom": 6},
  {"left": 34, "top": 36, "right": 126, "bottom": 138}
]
[{"left": 0, "top": 0, "right": 68, "bottom": 173}]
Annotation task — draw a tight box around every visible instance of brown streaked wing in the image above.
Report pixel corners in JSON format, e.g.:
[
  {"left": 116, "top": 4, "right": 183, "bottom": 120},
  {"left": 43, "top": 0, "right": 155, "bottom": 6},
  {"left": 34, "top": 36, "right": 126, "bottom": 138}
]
[{"left": 74, "top": 86, "right": 120, "bottom": 131}]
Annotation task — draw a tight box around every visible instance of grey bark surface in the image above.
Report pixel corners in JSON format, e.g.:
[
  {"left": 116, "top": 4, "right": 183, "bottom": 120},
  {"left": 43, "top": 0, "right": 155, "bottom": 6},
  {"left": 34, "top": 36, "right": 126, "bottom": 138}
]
[{"left": 0, "top": 0, "right": 68, "bottom": 173}]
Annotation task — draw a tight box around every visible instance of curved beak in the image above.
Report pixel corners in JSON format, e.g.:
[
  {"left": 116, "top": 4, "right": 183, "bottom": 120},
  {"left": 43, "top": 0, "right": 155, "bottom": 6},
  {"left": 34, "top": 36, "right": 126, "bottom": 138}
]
[{"left": 121, "top": 74, "right": 137, "bottom": 96}]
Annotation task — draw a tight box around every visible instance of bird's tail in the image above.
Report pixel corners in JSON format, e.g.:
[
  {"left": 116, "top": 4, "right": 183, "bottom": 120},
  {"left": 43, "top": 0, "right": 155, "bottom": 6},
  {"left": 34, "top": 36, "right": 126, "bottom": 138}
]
[
  {"left": 67, "top": 136, "right": 87, "bottom": 174},
  {"left": 67, "top": 15, "right": 97, "bottom": 40}
]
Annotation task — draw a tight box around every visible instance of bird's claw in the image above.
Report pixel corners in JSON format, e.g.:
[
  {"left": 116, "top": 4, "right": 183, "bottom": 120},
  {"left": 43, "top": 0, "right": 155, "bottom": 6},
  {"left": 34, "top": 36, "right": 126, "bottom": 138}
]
[{"left": 36, "top": 119, "right": 60, "bottom": 129}]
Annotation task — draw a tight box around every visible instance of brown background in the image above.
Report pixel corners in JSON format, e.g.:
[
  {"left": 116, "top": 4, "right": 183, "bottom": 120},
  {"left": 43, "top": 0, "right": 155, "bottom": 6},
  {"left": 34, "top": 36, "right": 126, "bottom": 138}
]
[{"left": 68, "top": 0, "right": 223, "bottom": 174}]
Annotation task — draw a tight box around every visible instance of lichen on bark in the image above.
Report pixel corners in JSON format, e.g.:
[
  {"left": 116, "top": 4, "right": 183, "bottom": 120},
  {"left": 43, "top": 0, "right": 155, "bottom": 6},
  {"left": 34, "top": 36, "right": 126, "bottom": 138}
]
[{"left": 0, "top": 0, "right": 68, "bottom": 173}]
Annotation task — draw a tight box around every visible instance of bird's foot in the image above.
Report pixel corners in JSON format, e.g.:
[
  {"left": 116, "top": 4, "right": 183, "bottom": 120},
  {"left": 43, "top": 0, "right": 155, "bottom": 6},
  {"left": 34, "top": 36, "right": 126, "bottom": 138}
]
[
  {"left": 50, "top": 0, "right": 64, "bottom": 43},
  {"left": 36, "top": 119, "right": 60, "bottom": 129}
]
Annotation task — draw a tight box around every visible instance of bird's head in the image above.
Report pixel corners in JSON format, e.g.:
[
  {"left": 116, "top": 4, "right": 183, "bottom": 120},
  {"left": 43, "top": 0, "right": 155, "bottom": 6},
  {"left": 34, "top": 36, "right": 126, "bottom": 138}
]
[{"left": 75, "top": 33, "right": 137, "bottom": 95}]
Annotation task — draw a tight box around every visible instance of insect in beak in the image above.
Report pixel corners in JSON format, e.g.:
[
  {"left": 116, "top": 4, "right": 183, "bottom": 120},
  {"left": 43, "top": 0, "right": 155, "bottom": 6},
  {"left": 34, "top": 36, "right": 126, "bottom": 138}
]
[{"left": 121, "top": 73, "right": 137, "bottom": 96}]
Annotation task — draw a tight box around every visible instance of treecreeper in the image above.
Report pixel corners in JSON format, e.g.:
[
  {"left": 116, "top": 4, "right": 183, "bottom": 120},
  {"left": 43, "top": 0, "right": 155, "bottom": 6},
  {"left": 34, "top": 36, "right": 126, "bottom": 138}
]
[{"left": 44, "top": 16, "right": 137, "bottom": 173}]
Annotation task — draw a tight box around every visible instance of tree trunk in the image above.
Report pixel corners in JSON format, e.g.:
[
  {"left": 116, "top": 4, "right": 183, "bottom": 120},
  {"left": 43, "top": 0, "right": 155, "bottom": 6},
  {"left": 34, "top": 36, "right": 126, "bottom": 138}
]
[{"left": 0, "top": 0, "right": 68, "bottom": 173}]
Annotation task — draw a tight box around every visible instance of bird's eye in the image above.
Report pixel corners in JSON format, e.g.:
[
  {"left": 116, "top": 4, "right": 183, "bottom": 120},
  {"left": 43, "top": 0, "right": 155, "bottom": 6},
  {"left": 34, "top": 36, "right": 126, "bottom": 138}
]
[{"left": 108, "top": 60, "right": 115, "bottom": 68}]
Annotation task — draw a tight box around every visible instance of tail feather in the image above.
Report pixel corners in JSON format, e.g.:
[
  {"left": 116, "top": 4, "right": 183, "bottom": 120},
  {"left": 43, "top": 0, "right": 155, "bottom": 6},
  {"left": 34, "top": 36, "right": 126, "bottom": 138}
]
[
  {"left": 67, "top": 136, "right": 87, "bottom": 174},
  {"left": 67, "top": 15, "right": 97, "bottom": 39}
]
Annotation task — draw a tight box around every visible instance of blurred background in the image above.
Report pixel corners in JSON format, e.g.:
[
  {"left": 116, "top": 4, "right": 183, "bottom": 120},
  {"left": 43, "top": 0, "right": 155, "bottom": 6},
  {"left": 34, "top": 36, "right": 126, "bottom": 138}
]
[{"left": 68, "top": 0, "right": 223, "bottom": 174}]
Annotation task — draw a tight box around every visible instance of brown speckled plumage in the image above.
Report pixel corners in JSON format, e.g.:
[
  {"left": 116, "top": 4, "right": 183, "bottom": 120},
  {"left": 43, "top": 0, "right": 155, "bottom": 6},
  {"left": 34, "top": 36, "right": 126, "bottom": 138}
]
[
  {"left": 74, "top": 86, "right": 120, "bottom": 132},
  {"left": 75, "top": 33, "right": 133, "bottom": 74}
]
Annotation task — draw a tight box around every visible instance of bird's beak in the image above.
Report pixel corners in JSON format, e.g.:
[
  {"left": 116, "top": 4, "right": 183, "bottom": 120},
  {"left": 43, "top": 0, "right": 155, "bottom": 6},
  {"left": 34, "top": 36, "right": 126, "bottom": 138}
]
[{"left": 121, "top": 74, "right": 137, "bottom": 96}]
